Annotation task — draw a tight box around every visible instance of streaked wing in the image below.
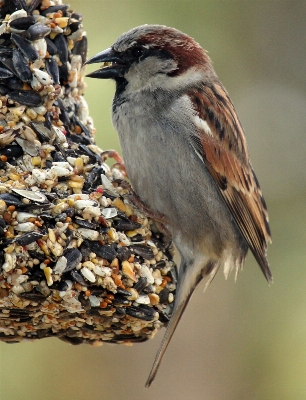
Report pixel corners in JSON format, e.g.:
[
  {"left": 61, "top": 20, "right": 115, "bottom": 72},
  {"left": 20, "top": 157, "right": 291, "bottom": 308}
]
[{"left": 189, "top": 81, "right": 272, "bottom": 281}]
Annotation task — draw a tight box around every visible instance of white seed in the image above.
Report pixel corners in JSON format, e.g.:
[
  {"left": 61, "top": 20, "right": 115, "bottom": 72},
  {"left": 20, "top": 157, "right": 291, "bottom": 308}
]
[
  {"left": 67, "top": 193, "right": 89, "bottom": 200},
  {"left": 78, "top": 228, "right": 99, "bottom": 240},
  {"left": 140, "top": 265, "right": 154, "bottom": 284},
  {"left": 93, "top": 265, "right": 112, "bottom": 277},
  {"left": 66, "top": 156, "right": 77, "bottom": 166},
  {"left": 0, "top": 22, "right": 8, "bottom": 36},
  {"left": 135, "top": 295, "right": 150, "bottom": 305},
  {"left": 89, "top": 295, "right": 100, "bottom": 307},
  {"left": 82, "top": 205, "right": 101, "bottom": 218},
  {"left": 53, "top": 256, "right": 67, "bottom": 274},
  {"left": 33, "top": 39, "right": 47, "bottom": 58},
  {"left": 102, "top": 207, "right": 117, "bottom": 219},
  {"left": 31, "top": 75, "right": 44, "bottom": 91},
  {"left": 51, "top": 165, "right": 72, "bottom": 177},
  {"left": 70, "top": 55, "right": 82, "bottom": 71},
  {"left": 51, "top": 126, "right": 66, "bottom": 145},
  {"left": 32, "top": 68, "right": 53, "bottom": 85},
  {"left": 16, "top": 212, "right": 36, "bottom": 223},
  {"left": 21, "top": 126, "right": 37, "bottom": 143},
  {"left": 12, "top": 188, "right": 47, "bottom": 203},
  {"left": 2, "top": 252, "right": 16, "bottom": 272},
  {"left": 32, "top": 105, "right": 47, "bottom": 115},
  {"left": 74, "top": 199, "right": 96, "bottom": 209},
  {"left": 68, "top": 69, "right": 78, "bottom": 88},
  {"left": 81, "top": 267, "right": 96, "bottom": 283},
  {"left": 31, "top": 169, "right": 46, "bottom": 184},
  {"left": 0, "top": 130, "right": 16, "bottom": 145},
  {"left": 15, "top": 222, "right": 35, "bottom": 232},
  {"left": 9, "top": 9, "right": 27, "bottom": 22},
  {"left": 48, "top": 240, "right": 63, "bottom": 257},
  {"left": 15, "top": 137, "right": 39, "bottom": 156}
]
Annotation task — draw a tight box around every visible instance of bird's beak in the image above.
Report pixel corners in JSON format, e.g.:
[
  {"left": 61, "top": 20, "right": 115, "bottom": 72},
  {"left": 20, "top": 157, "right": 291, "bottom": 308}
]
[{"left": 84, "top": 48, "right": 126, "bottom": 79}]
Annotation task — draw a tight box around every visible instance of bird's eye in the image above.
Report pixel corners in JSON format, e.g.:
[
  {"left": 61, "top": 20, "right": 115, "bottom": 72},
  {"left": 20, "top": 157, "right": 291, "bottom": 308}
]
[{"left": 131, "top": 46, "right": 144, "bottom": 58}]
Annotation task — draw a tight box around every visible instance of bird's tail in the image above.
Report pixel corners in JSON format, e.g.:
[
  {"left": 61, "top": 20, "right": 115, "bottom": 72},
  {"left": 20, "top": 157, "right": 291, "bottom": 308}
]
[{"left": 145, "top": 259, "right": 218, "bottom": 387}]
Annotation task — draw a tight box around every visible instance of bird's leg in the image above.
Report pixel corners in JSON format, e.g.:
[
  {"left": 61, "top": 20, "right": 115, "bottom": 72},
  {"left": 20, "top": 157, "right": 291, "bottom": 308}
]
[{"left": 120, "top": 180, "right": 172, "bottom": 239}]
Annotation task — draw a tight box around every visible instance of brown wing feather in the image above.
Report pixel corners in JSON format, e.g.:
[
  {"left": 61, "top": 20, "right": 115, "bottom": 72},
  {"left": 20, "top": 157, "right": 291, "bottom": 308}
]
[{"left": 190, "top": 82, "right": 272, "bottom": 281}]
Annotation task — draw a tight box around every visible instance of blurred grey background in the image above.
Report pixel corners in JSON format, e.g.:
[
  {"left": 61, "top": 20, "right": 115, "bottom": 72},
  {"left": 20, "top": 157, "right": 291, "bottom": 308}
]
[{"left": 1, "top": 1, "right": 306, "bottom": 399}]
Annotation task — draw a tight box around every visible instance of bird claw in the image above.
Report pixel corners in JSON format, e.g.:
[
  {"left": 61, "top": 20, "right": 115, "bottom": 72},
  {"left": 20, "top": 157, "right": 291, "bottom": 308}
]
[{"left": 101, "top": 150, "right": 127, "bottom": 176}]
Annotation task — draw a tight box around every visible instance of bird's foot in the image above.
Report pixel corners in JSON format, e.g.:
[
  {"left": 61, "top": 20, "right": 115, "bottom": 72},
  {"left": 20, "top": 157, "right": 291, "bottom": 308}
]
[
  {"left": 121, "top": 181, "right": 172, "bottom": 239},
  {"left": 101, "top": 150, "right": 127, "bottom": 176}
]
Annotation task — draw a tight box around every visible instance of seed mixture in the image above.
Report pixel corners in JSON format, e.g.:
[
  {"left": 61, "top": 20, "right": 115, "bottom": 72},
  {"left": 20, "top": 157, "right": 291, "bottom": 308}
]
[{"left": 0, "top": 0, "right": 176, "bottom": 345}]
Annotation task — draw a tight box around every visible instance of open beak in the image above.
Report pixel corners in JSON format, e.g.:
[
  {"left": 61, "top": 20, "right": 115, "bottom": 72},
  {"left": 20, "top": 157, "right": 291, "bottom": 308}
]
[{"left": 84, "top": 48, "right": 126, "bottom": 79}]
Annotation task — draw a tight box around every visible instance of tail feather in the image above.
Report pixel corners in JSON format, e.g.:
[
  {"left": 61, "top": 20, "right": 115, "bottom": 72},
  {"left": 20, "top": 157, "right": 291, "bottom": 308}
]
[{"left": 145, "top": 259, "right": 218, "bottom": 387}]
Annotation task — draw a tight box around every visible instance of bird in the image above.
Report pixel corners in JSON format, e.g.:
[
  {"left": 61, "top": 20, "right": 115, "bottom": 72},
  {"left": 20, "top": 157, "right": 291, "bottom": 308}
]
[{"left": 85, "top": 24, "right": 272, "bottom": 387}]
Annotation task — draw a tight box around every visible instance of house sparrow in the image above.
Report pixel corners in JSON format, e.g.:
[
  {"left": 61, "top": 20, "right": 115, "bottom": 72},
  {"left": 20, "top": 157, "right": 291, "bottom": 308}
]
[{"left": 85, "top": 25, "right": 272, "bottom": 387}]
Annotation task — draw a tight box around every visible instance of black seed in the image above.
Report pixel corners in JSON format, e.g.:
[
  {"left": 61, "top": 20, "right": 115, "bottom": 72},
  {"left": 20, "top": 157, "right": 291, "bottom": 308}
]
[
  {"left": 70, "top": 270, "right": 87, "bottom": 286},
  {"left": 9, "top": 89, "right": 42, "bottom": 107},
  {"left": 131, "top": 244, "right": 155, "bottom": 259},
  {"left": 30, "top": 122, "right": 52, "bottom": 142},
  {"left": 12, "top": 49, "right": 32, "bottom": 82},
  {"left": 82, "top": 167, "right": 102, "bottom": 191},
  {"left": 58, "top": 63, "right": 68, "bottom": 83},
  {"left": 0, "top": 193, "right": 24, "bottom": 206},
  {"left": 117, "top": 246, "right": 132, "bottom": 262},
  {"left": 78, "top": 293, "right": 91, "bottom": 310},
  {"left": 71, "top": 12, "right": 83, "bottom": 21},
  {"left": 67, "top": 133, "right": 83, "bottom": 144},
  {"left": 6, "top": 77, "right": 23, "bottom": 90},
  {"left": 88, "top": 242, "right": 117, "bottom": 261},
  {"left": 41, "top": 5, "right": 69, "bottom": 16},
  {"left": 159, "top": 287, "right": 170, "bottom": 304},
  {"left": 54, "top": 34, "right": 68, "bottom": 63},
  {"left": 130, "top": 234, "right": 144, "bottom": 242},
  {"left": 0, "top": 85, "right": 10, "bottom": 95},
  {"left": 89, "top": 286, "right": 105, "bottom": 296},
  {"left": 0, "top": 144, "right": 23, "bottom": 159},
  {"left": 9, "top": 0, "right": 28, "bottom": 12},
  {"left": 45, "top": 57, "right": 59, "bottom": 84},
  {"left": 10, "top": 16, "right": 35, "bottom": 30},
  {"left": 78, "top": 143, "right": 102, "bottom": 163},
  {"left": 125, "top": 305, "right": 156, "bottom": 321},
  {"left": 0, "top": 66, "right": 14, "bottom": 79},
  {"left": 52, "top": 152, "right": 66, "bottom": 162},
  {"left": 133, "top": 277, "right": 148, "bottom": 293},
  {"left": 116, "top": 287, "right": 132, "bottom": 297},
  {"left": 113, "top": 219, "right": 142, "bottom": 231},
  {"left": 19, "top": 292, "right": 47, "bottom": 301},
  {"left": 158, "top": 310, "right": 171, "bottom": 323},
  {"left": 52, "top": 280, "right": 68, "bottom": 292},
  {"left": 0, "top": 218, "right": 6, "bottom": 228},
  {"left": 74, "top": 217, "right": 99, "bottom": 230},
  {"left": 113, "top": 295, "right": 130, "bottom": 305},
  {"left": 16, "top": 231, "right": 44, "bottom": 246},
  {"left": 0, "top": 57, "right": 16, "bottom": 76},
  {"left": 45, "top": 37, "right": 57, "bottom": 56},
  {"left": 27, "top": 23, "right": 51, "bottom": 41},
  {"left": 27, "top": 0, "right": 43, "bottom": 13},
  {"left": 11, "top": 33, "right": 39, "bottom": 62},
  {"left": 0, "top": 46, "right": 13, "bottom": 56},
  {"left": 62, "top": 248, "right": 82, "bottom": 272},
  {"left": 69, "top": 21, "right": 81, "bottom": 33},
  {"left": 72, "top": 35, "right": 87, "bottom": 64}
]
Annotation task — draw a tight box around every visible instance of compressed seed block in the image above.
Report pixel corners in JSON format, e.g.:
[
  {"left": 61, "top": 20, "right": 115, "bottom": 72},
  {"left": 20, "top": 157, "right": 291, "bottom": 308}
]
[{"left": 0, "top": 0, "right": 176, "bottom": 345}]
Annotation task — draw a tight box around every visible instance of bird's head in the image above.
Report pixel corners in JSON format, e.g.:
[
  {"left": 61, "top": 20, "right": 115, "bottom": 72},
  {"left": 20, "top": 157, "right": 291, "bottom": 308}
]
[{"left": 85, "top": 25, "right": 212, "bottom": 93}]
